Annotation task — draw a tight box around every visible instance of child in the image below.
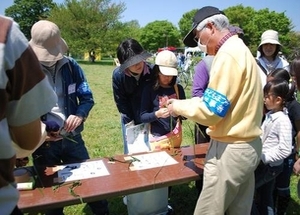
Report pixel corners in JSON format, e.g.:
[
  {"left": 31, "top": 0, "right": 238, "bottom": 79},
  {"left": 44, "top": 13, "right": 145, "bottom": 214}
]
[
  {"left": 268, "top": 68, "right": 300, "bottom": 215},
  {"left": 252, "top": 78, "right": 292, "bottom": 215},
  {"left": 140, "top": 50, "right": 186, "bottom": 147}
]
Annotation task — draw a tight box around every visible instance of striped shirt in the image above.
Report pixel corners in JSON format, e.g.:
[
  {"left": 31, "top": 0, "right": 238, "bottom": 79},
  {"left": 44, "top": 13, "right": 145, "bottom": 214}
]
[
  {"left": 261, "top": 109, "right": 292, "bottom": 166},
  {"left": 0, "top": 15, "right": 56, "bottom": 214}
]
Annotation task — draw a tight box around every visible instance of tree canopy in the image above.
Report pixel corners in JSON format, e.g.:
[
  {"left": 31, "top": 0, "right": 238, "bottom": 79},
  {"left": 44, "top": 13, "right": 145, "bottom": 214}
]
[
  {"left": 48, "top": 0, "right": 128, "bottom": 56},
  {"left": 139, "top": 20, "right": 181, "bottom": 52},
  {"left": 5, "top": 1, "right": 300, "bottom": 59},
  {"left": 5, "top": 0, "right": 56, "bottom": 39}
]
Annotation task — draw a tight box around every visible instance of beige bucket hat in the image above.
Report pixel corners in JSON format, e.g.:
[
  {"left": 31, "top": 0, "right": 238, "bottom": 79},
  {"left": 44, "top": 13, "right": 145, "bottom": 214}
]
[{"left": 29, "top": 20, "right": 68, "bottom": 62}]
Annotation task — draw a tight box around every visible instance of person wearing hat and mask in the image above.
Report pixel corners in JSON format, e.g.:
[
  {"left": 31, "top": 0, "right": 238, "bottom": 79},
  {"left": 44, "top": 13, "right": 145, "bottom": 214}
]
[
  {"left": 29, "top": 20, "right": 109, "bottom": 215},
  {"left": 257, "top": 29, "right": 289, "bottom": 75},
  {"left": 112, "top": 38, "right": 155, "bottom": 154},
  {"left": 167, "top": 6, "right": 263, "bottom": 215},
  {"left": 192, "top": 25, "right": 245, "bottom": 196}
]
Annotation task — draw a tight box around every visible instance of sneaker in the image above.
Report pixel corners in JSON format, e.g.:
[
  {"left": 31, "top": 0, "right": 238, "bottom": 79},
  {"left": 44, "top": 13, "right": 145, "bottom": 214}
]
[{"left": 167, "top": 204, "right": 174, "bottom": 215}]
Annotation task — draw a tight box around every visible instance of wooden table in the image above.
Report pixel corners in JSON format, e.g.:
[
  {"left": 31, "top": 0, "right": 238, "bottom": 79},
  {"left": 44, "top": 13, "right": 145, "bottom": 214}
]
[{"left": 18, "top": 143, "right": 209, "bottom": 213}]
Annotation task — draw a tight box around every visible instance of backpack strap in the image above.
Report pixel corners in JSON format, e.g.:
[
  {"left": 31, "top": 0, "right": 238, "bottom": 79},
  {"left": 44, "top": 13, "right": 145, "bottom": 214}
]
[{"left": 174, "top": 84, "right": 179, "bottom": 99}]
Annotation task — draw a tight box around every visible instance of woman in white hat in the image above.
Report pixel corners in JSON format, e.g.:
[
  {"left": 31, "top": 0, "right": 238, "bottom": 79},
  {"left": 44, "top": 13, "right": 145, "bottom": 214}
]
[{"left": 257, "top": 29, "right": 289, "bottom": 75}]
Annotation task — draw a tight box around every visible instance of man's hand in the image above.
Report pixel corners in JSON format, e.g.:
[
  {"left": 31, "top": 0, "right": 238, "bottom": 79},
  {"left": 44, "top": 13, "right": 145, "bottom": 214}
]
[
  {"left": 167, "top": 99, "right": 179, "bottom": 117},
  {"left": 64, "top": 115, "right": 83, "bottom": 132}
]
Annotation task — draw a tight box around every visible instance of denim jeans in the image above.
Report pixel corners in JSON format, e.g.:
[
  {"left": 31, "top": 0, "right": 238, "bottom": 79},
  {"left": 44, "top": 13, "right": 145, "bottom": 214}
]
[
  {"left": 32, "top": 134, "right": 109, "bottom": 215},
  {"left": 251, "top": 162, "right": 283, "bottom": 215},
  {"left": 274, "top": 153, "right": 294, "bottom": 196}
]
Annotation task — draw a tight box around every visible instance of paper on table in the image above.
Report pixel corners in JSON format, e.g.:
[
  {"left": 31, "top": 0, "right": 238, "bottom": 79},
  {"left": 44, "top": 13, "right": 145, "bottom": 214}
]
[
  {"left": 53, "top": 160, "right": 110, "bottom": 183},
  {"left": 125, "top": 151, "right": 178, "bottom": 171}
]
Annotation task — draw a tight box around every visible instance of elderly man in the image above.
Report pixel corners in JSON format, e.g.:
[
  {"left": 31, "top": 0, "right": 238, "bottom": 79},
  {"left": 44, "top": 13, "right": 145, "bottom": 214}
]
[{"left": 167, "top": 6, "right": 263, "bottom": 215}]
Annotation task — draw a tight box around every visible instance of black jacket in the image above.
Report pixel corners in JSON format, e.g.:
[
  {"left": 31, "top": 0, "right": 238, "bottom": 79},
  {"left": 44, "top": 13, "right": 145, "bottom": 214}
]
[{"left": 112, "top": 62, "right": 155, "bottom": 124}]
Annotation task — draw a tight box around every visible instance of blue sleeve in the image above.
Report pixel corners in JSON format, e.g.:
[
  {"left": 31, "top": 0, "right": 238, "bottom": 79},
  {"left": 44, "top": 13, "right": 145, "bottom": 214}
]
[
  {"left": 112, "top": 67, "right": 134, "bottom": 123},
  {"left": 69, "top": 57, "right": 94, "bottom": 118},
  {"left": 140, "top": 84, "right": 158, "bottom": 123}
]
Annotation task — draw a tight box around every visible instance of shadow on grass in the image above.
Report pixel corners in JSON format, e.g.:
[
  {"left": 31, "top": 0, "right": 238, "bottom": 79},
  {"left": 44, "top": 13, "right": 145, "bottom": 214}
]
[
  {"left": 287, "top": 197, "right": 300, "bottom": 215},
  {"left": 80, "top": 183, "right": 199, "bottom": 215},
  {"left": 76, "top": 60, "right": 115, "bottom": 66}
]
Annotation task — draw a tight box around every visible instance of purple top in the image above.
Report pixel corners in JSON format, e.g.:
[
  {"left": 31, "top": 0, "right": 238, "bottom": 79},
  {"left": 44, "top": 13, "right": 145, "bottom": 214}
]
[{"left": 192, "top": 58, "right": 210, "bottom": 97}]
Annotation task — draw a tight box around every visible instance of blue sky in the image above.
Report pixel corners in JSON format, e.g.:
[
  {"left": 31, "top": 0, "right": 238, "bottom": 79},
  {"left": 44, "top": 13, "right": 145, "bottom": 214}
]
[{"left": 1, "top": 0, "right": 299, "bottom": 31}]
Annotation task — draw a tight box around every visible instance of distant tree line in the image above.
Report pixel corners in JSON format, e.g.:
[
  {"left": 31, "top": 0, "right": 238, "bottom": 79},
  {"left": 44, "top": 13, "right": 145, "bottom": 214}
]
[{"left": 5, "top": 0, "right": 300, "bottom": 60}]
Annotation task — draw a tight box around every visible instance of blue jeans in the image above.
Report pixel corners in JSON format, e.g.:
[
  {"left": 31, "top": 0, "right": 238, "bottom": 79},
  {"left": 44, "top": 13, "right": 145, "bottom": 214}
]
[
  {"left": 32, "top": 134, "right": 109, "bottom": 215},
  {"left": 274, "top": 154, "right": 294, "bottom": 196},
  {"left": 251, "top": 162, "right": 283, "bottom": 215}
]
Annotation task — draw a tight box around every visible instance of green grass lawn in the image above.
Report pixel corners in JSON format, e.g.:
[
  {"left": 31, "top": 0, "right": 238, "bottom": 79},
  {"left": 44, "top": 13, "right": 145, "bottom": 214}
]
[{"left": 27, "top": 62, "right": 300, "bottom": 215}]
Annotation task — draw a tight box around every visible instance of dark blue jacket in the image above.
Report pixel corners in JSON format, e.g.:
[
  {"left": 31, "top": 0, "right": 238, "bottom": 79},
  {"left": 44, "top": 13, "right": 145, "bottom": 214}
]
[
  {"left": 55, "top": 57, "right": 94, "bottom": 134},
  {"left": 112, "top": 62, "right": 155, "bottom": 124}
]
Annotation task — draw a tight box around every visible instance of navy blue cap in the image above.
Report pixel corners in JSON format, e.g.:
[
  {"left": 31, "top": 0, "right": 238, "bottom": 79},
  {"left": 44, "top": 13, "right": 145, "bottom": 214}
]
[{"left": 183, "top": 6, "right": 224, "bottom": 47}]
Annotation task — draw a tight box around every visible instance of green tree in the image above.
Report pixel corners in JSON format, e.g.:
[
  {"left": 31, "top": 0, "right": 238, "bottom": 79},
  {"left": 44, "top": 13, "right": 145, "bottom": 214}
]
[
  {"left": 103, "top": 20, "right": 141, "bottom": 57},
  {"left": 5, "top": 0, "right": 56, "bottom": 39},
  {"left": 224, "top": 5, "right": 292, "bottom": 55},
  {"left": 178, "top": 5, "right": 293, "bottom": 56},
  {"left": 49, "top": 0, "right": 127, "bottom": 56},
  {"left": 139, "top": 20, "right": 181, "bottom": 52},
  {"left": 178, "top": 9, "right": 198, "bottom": 40}
]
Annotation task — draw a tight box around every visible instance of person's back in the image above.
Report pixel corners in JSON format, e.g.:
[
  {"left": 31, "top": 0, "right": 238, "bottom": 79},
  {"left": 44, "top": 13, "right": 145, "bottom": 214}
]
[{"left": 0, "top": 15, "right": 56, "bottom": 214}]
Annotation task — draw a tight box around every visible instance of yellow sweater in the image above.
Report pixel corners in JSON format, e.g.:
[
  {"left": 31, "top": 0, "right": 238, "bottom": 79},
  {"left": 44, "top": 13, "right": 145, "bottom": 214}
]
[{"left": 173, "top": 35, "right": 263, "bottom": 143}]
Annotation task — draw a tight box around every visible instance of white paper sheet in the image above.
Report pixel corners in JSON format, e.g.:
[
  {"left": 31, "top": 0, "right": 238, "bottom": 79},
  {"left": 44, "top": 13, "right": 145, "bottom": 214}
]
[
  {"left": 125, "top": 151, "right": 178, "bottom": 171},
  {"left": 53, "top": 160, "right": 110, "bottom": 183}
]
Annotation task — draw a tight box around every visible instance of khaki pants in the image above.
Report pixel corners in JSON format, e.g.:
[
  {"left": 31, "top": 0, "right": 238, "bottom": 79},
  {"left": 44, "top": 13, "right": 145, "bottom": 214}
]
[{"left": 194, "top": 138, "right": 262, "bottom": 215}]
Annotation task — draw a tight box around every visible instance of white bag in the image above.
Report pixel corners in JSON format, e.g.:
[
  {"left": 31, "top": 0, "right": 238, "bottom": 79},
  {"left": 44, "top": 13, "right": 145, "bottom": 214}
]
[
  {"left": 126, "top": 187, "right": 169, "bottom": 215},
  {"left": 124, "top": 121, "right": 169, "bottom": 215},
  {"left": 125, "top": 122, "right": 151, "bottom": 154}
]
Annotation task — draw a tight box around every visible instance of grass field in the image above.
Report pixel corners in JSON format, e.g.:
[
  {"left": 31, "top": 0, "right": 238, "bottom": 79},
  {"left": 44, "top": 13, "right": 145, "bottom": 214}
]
[{"left": 28, "top": 61, "right": 300, "bottom": 215}]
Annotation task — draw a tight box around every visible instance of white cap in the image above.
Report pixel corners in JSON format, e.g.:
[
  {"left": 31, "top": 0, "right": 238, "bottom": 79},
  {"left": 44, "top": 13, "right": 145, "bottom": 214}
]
[{"left": 155, "top": 50, "right": 178, "bottom": 76}]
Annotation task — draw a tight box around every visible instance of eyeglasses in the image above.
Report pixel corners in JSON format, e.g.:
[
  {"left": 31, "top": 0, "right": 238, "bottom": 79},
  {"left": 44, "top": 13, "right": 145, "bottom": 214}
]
[
  {"left": 193, "top": 25, "right": 207, "bottom": 44},
  {"left": 264, "top": 93, "right": 276, "bottom": 99}
]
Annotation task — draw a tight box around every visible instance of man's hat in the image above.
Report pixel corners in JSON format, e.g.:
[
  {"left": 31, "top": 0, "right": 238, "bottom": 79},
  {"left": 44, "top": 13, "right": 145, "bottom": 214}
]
[{"left": 183, "top": 6, "right": 224, "bottom": 47}]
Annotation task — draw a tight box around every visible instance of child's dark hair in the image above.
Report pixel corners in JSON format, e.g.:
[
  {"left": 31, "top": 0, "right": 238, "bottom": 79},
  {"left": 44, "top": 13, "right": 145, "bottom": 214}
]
[
  {"left": 152, "top": 65, "right": 177, "bottom": 90},
  {"left": 290, "top": 56, "right": 300, "bottom": 91},
  {"left": 264, "top": 78, "right": 289, "bottom": 105},
  {"left": 268, "top": 68, "right": 295, "bottom": 101}
]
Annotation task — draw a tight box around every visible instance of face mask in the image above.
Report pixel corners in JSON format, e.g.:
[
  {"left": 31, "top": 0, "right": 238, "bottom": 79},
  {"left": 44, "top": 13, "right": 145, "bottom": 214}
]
[
  {"left": 197, "top": 40, "right": 207, "bottom": 53},
  {"left": 197, "top": 34, "right": 212, "bottom": 55}
]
